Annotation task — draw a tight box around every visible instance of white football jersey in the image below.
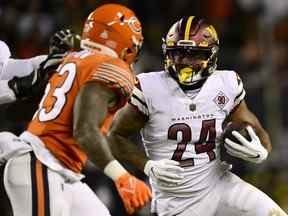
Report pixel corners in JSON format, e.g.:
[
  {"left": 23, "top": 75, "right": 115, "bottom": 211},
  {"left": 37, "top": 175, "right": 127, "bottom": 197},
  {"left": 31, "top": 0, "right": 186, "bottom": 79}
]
[
  {"left": 0, "top": 40, "right": 47, "bottom": 104},
  {"left": 130, "top": 70, "right": 245, "bottom": 200}
]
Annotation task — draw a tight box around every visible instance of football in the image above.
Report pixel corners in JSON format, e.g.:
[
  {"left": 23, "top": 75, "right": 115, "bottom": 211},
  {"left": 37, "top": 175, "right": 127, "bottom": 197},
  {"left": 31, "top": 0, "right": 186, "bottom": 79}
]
[
  {"left": 221, "top": 121, "right": 252, "bottom": 144},
  {"left": 220, "top": 121, "right": 252, "bottom": 162}
]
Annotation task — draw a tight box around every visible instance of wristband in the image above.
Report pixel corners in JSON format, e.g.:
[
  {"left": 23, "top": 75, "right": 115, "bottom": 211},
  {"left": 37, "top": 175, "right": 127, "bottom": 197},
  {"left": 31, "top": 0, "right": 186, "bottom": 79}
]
[{"left": 103, "top": 160, "right": 127, "bottom": 181}]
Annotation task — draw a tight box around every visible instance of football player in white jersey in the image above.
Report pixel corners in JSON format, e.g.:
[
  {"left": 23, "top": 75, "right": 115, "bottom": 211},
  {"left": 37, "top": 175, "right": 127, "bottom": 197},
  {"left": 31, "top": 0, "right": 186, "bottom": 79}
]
[
  {"left": 0, "top": 29, "right": 78, "bottom": 104},
  {"left": 108, "top": 16, "right": 287, "bottom": 216}
]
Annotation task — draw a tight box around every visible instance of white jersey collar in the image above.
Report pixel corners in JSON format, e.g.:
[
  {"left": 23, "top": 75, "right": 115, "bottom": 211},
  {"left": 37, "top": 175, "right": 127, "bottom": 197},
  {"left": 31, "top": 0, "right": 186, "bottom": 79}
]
[{"left": 80, "top": 40, "right": 118, "bottom": 58}]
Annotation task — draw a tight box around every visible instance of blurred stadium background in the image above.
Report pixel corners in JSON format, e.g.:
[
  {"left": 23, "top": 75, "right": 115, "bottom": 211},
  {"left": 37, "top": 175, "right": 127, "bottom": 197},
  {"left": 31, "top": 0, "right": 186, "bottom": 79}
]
[{"left": 0, "top": 0, "right": 288, "bottom": 215}]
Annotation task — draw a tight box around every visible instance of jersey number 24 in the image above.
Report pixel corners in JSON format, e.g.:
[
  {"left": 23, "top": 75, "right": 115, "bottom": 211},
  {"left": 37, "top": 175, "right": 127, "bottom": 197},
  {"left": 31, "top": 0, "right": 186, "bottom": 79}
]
[{"left": 168, "top": 119, "right": 216, "bottom": 166}]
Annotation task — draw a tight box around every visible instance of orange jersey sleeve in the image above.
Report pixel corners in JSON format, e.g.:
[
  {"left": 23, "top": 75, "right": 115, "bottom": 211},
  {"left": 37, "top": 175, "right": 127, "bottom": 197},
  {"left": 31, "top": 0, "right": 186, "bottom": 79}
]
[
  {"left": 27, "top": 50, "right": 135, "bottom": 173},
  {"left": 78, "top": 56, "right": 135, "bottom": 110}
]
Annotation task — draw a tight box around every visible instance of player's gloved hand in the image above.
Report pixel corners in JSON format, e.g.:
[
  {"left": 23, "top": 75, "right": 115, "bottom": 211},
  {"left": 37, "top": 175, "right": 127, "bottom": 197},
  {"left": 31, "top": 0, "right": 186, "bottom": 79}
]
[
  {"left": 104, "top": 160, "right": 151, "bottom": 215},
  {"left": 224, "top": 126, "right": 268, "bottom": 163},
  {"left": 7, "top": 28, "right": 79, "bottom": 100},
  {"left": 115, "top": 173, "right": 152, "bottom": 215},
  {"left": 49, "top": 28, "right": 81, "bottom": 54},
  {"left": 38, "top": 52, "right": 65, "bottom": 75},
  {"left": 38, "top": 28, "right": 81, "bottom": 77},
  {"left": 144, "top": 159, "right": 184, "bottom": 186}
]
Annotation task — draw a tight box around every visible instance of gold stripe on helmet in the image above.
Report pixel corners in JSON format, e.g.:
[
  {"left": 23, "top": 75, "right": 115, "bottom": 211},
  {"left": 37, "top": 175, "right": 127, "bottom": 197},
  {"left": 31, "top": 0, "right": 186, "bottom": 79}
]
[
  {"left": 184, "top": 16, "right": 194, "bottom": 40},
  {"left": 207, "top": 25, "right": 219, "bottom": 42}
]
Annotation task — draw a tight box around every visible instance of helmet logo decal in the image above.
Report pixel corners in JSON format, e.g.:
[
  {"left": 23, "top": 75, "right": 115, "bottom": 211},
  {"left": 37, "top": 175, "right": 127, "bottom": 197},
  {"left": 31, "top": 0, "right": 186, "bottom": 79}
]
[
  {"left": 207, "top": 25, "right": 219, "bottom": 42},
  {"left": 107, "top": 16, "right": 141, "bottom": 33},
  {"left": 100, "top": 30, "right": 108, "bottom": 39},
  {"left": 128, "top": 16, "right": 141, "bottom": 33}
]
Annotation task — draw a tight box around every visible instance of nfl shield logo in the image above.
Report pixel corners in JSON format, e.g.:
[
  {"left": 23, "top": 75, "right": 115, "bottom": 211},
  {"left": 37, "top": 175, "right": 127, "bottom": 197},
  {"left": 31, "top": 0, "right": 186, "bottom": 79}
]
[{"left": 189, "top": 103, "right": 196, "bottom": 111}]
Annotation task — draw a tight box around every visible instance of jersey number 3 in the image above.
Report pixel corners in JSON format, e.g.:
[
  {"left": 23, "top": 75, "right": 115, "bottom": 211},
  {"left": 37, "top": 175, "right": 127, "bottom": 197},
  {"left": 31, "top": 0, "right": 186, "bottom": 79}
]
[
  {"left": 168, "top": 119, "right": 216, "bottom": 166},
  {"left": 36, "top": 63, "right": 76, "bottom": 122}
]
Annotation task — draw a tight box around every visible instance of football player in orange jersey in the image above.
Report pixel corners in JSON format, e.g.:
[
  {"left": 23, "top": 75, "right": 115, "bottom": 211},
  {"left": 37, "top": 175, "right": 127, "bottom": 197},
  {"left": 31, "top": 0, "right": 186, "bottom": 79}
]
[
  {"left": 0, "top": 28, "right": 80, "bottom": 216},
  {"left": 2, "top": 4, "right": 151, "bottom": 216}
]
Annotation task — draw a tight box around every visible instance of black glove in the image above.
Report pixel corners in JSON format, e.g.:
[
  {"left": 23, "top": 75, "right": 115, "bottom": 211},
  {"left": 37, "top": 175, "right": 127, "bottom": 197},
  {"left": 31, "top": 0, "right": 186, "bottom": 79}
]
[
  {"left": 8, "top": 69, "right": 47, "bottom": 99},
  {"left": 49, "top": 28, "right": 81, "bottom": 54},
  {"left": 43, "top": 28, "right": 81, "bottom": 75},
  {"left": 8, "top": 52, "right": 64, "bottom": 99},
  {"left": 8, "top": 29, "right": 81, "bottom": 100}
]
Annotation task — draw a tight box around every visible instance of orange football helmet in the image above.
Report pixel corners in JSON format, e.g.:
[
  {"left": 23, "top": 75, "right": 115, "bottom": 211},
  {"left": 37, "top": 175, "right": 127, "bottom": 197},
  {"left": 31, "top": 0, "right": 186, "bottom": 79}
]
[{"left": 81, "top": 4, "right": 143, "bottom": 64}]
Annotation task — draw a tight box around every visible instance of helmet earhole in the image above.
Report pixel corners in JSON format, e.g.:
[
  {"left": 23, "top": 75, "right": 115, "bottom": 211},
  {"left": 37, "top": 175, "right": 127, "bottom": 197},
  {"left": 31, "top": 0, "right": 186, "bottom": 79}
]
[
  {"left": 120, "top": 15, "right": 125, "bottom": 22},
  {"left": 126, "top": 48, "right": 133, "bottom": 54}
]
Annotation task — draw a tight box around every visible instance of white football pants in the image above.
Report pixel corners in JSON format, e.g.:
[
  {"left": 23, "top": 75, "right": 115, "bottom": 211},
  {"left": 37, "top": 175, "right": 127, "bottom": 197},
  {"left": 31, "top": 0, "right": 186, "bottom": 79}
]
[
  {"left": 153, "top": 171, "right": 287, "bottom": 216},
  {"left": 3, "top": 152, "right": 111, "bottom": 216}
]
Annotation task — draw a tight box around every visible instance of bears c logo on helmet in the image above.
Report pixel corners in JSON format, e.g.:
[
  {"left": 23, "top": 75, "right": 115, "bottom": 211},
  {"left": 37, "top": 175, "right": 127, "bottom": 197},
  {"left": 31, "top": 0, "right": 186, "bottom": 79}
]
[{"left": 128, "top": 16, "right": 142, "bottom": 33}]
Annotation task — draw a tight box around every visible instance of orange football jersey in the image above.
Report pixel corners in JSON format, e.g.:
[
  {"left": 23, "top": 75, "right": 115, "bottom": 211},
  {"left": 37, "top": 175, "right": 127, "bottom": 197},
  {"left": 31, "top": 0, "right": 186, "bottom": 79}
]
[{"left": 28, "top": 50, "right": 135, "bottom": 173}]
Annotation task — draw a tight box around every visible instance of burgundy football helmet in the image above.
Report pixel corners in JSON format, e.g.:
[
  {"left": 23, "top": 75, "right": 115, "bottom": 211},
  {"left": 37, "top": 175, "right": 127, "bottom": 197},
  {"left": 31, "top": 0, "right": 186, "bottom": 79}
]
[{"left": 162, "top": 16, "right": 219, "bottom": 86}]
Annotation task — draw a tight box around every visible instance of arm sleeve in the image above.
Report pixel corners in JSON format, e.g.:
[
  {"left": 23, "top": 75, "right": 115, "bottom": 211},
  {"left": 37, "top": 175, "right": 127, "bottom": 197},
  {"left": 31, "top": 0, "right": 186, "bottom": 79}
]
[
  {"left": 0, "top": 55, "right": 47, "bottom": 80},
  {"left": 86, "top": 59, "right": 135, "bottom": 108},
  {"left": 232, "top": 72, "right": 246, "bottom": 109},
  {"left": 128, "top": 77, "right": 149, "bottom": 116},
  {"left": 0, "top": 80, "right": 16, "bottom": 104}
]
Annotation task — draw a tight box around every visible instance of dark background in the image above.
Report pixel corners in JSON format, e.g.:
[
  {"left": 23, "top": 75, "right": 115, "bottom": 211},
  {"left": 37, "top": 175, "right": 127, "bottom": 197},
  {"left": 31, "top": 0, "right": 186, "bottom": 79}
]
[{"left": 0, "top": 0, "right": 288, "bottom": 215}]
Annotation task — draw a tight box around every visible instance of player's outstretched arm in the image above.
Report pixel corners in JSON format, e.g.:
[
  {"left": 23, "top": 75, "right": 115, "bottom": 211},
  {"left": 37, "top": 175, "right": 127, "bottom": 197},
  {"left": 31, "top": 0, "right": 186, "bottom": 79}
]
[
  {"left": 7, "top": 52, "right": 64, "bottom": 100},
  {"left": 2, "top": 28, "right": 78, "bottom": 103},
  {"left": 73, "top": 83, "right": 151, "bottom": 215}
]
